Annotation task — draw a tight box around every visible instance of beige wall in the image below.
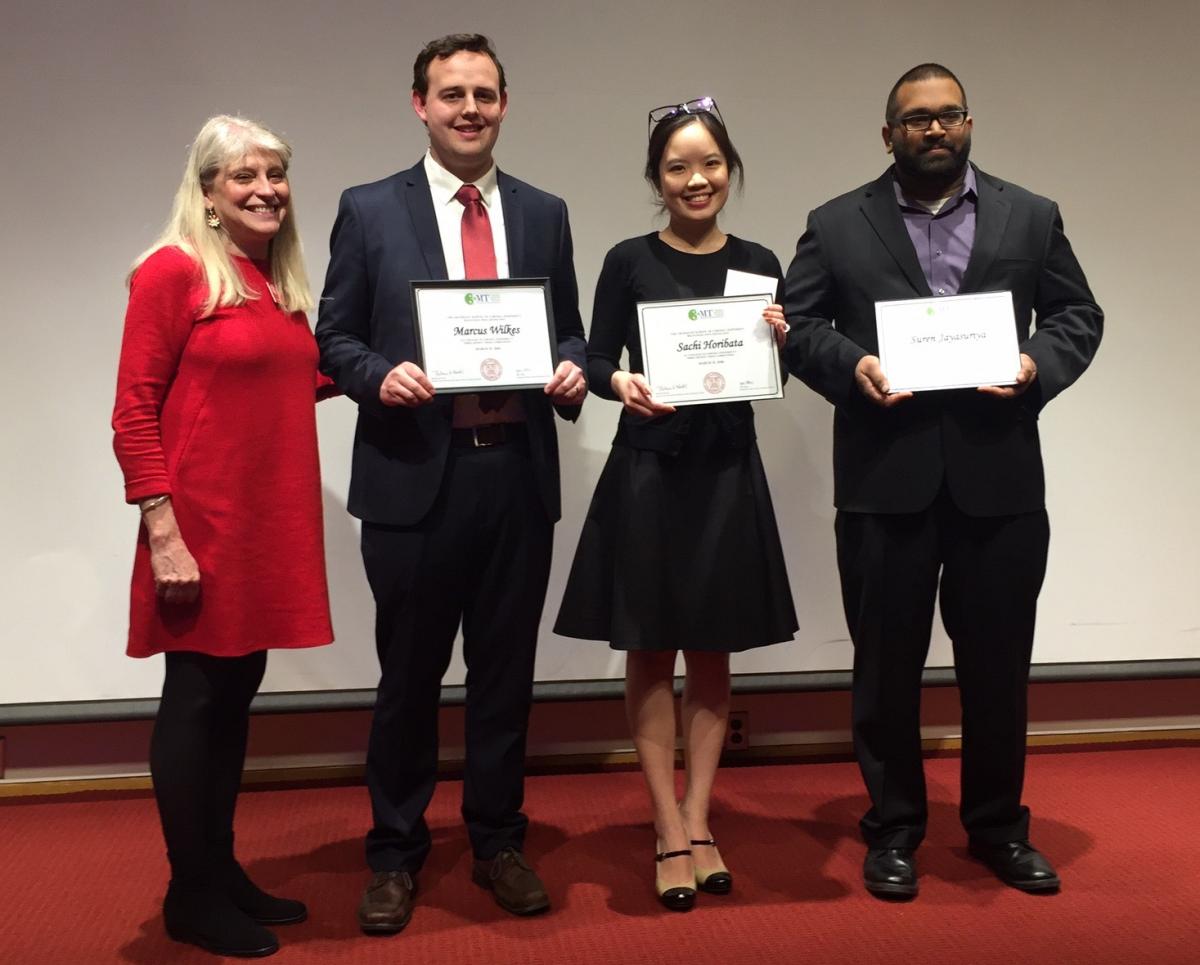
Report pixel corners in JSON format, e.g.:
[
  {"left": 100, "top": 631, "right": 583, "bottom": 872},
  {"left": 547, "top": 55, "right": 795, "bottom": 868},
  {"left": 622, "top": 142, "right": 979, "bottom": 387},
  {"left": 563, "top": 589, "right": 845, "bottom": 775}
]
[{"left": 2, "top": 1, "right": 1199, "bottom": 707}]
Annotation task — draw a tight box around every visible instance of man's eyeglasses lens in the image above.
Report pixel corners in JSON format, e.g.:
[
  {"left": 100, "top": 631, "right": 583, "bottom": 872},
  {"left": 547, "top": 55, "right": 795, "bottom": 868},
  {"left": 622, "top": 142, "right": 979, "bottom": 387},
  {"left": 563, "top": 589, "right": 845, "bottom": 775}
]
[{"left": 898, "top": 110, "right": 968, "bottom": 132}]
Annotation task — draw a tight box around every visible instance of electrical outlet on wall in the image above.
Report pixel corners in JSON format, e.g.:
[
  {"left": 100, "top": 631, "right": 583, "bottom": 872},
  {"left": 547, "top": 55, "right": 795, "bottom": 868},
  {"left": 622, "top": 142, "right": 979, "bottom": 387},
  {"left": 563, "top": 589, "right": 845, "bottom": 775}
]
[{"left": 724, "top": 712, "right": 749, "bottom": 752}]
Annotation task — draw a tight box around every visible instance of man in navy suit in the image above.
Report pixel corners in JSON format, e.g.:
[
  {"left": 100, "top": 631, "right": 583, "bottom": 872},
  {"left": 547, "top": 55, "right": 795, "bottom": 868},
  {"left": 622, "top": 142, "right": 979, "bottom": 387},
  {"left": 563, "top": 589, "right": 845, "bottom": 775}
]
[
  {"left": 316, "top": 33, "right": 587, "bottom": 932},
  {"left": 783, "top": 64, "right": 1102, "bottom": 899}
]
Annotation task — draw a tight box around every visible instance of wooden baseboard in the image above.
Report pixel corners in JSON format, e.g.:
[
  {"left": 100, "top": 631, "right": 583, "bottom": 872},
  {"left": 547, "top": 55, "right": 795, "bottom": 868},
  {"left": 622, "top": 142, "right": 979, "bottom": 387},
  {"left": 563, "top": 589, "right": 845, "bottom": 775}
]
[{"left": 2, "top": 728, "right": 1197, "bottom": 800}]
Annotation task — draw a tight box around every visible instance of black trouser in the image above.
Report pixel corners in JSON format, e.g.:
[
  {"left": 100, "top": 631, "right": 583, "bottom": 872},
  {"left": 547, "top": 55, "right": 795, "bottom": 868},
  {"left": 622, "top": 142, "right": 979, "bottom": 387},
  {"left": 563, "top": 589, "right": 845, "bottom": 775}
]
[
  {"left": 360, "top": 439, "right": 553, "bottom": 873},
  {"left": 150, "top": 650, "right": 267, "bottom": 883},
  {"left": 835, "top": 485, "right": 1049, "bottom": 850}
]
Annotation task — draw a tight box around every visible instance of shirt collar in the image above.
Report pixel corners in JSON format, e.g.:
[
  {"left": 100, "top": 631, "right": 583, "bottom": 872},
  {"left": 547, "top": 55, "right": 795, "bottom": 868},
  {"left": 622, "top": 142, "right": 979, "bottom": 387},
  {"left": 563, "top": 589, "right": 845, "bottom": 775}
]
[
  {"left": 424, "top": 150, "right": 500, "bottom": 208},
  {"left": 893, "top": 163, "right": 977, "bottom": 214}
]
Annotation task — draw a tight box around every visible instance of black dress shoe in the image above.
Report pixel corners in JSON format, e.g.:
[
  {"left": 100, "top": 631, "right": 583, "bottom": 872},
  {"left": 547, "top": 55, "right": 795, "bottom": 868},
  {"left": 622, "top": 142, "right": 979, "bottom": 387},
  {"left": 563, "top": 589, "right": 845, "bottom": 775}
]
[
  {"left": 863, "top": 847, "right": 918, "bottom": 898},
  {"left": 472, "top": 848, "right": 551, "bottom": 915},
  {"left": 968, "top": 840, "right": 1061, "bottom": 892},
  {"left": 357, "top": 870, "right": 418, "bottom": 934},
  {"left": 163, "top": 881, "right": 279, "bottom": 957}
]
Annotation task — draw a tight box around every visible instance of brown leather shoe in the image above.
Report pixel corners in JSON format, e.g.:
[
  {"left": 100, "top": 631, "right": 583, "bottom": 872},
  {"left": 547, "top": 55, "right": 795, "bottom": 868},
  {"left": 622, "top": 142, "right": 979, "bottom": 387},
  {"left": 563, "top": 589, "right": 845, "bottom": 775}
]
[
  {"left": 357, "top": 871, "right": 417, "bottom": 934},
  {"left": 471, "top": 848, "right": 550, "bottom": 915}
]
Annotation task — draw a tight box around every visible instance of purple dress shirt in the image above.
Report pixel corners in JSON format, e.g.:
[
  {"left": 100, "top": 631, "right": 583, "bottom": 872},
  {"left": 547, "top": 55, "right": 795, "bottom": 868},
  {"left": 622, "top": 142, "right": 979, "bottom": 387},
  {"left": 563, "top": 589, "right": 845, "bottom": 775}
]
[{"left": 893, "top": 165, "right": 977, "bottom": 296}]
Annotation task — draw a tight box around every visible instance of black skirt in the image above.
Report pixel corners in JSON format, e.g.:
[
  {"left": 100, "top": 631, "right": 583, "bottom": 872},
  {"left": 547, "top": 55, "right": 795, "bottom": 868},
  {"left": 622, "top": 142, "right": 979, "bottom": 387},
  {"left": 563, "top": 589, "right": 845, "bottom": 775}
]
[{"left": 554, "top": 426, "right": 798, "bottom": 652}]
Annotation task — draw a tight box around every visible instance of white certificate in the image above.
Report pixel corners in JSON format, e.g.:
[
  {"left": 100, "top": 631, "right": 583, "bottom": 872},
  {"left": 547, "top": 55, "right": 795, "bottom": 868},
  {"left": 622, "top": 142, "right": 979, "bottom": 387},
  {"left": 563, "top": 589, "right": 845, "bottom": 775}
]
[
  {"left": 875, "top": 290, "right": 1021, "bottom": 393},
  {"left": 723, "top": 269, "right": 779, "bottom": 299},
  {"left": 637, "top": 294, "right": 783, "bottom": 406},
  {"left": 411, "top": 279, "right": 557, "bottom": 392}
]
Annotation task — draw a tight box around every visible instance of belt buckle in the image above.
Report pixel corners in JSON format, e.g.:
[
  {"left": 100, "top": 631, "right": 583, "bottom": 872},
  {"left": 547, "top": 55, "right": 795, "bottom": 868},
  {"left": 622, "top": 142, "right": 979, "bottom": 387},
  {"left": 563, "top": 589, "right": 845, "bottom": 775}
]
[{"left": 471, "top": 425, "right": 500, "bottom": 447}]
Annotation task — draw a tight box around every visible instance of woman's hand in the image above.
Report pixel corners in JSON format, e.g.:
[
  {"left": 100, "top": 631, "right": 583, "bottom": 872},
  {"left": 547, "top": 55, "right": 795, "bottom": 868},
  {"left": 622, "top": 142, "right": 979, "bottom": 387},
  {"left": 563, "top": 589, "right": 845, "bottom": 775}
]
[
  {"left": 141, "top": 498, "right": 201, "bottom": 604},
  {"left": 763, "top": 303, "right": 789, "bottom": 347},
  {"left": 611, "top": 371, "right": 676, "bottom": 418}
]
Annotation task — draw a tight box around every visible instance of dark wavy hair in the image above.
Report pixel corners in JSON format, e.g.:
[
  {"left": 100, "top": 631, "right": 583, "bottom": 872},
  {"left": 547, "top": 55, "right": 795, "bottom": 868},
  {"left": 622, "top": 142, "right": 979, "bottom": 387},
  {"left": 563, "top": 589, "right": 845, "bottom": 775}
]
[
  {"left": 412, "top": 33, "right": 506, "bottom": 97},
  {"left": 644, "top": 110, "right": 744, "bottom": 194}
]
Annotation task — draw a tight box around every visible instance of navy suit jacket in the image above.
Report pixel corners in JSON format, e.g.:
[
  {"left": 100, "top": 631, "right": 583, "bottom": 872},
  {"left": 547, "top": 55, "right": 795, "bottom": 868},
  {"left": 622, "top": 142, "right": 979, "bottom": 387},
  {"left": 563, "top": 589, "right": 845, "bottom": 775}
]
[
  {"left": 316, "top": 160, "right": 587, "bottom": 526},
  {"left": 783, "top": 164, "right": 1103, "bottom": 517}
]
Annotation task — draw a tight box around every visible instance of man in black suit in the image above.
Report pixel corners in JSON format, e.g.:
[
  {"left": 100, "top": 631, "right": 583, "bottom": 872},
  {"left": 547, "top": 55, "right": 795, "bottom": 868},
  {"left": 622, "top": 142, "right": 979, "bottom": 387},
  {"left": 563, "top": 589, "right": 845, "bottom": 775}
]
[
  {"left": 316, "top": 34, "right": 586, "bottom": 932},
  {"left": 783, "top": 63, "right": 1102, "bottom": 898}
]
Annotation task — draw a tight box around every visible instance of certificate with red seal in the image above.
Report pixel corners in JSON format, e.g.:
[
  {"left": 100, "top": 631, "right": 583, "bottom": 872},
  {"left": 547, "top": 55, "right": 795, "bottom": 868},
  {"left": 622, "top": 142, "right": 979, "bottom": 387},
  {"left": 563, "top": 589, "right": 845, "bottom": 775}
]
[
  {"left": 636, "top": 294, "right": 783, "bottom": 406},
  {"left": 411, "top": 278, "right": 558, "bottom": 392}
]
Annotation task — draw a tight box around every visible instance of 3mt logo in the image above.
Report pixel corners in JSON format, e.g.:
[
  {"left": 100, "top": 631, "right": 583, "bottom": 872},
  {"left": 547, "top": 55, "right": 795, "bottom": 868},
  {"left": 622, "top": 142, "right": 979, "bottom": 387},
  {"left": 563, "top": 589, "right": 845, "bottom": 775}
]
[
  {"left": 688, "top": 309, "right": 699, "bottom": 321},
  {"left": 688, "top": 308, "right": 723, "bottom": 321},
  {"left": 465, "top": 293, "right": 476, "bottom": 305},
  {"left": 465, "top": 292, "right": 499, "bottom": 305}
]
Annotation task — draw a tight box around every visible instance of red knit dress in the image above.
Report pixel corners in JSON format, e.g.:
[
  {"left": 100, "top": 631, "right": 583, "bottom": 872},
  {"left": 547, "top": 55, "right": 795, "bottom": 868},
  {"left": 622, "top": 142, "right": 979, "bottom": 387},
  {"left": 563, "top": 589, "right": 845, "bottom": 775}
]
[{"left": 113, "top": 246, "right": 334, "bottom": 658}]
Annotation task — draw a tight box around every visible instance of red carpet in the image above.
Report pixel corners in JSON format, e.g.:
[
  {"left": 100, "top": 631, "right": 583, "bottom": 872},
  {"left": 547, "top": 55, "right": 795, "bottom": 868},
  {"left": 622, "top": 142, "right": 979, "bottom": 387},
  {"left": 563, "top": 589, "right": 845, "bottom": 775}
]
[{"left": 2, "top": 745, "right": 1197, "bottom": 964}]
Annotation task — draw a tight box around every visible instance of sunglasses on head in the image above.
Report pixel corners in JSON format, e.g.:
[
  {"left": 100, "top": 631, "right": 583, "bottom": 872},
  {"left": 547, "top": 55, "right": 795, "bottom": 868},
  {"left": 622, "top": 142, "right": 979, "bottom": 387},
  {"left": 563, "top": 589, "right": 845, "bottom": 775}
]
[{"left": 647, "top": 97, "right": 725, "bottom": 139}]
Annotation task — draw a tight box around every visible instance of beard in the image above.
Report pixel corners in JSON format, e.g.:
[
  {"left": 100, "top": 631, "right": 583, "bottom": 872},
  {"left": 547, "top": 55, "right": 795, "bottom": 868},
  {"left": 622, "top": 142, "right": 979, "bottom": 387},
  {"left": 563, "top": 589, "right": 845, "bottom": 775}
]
[{"left": 892, "top": 131, "right": 971, "bottom": 188}]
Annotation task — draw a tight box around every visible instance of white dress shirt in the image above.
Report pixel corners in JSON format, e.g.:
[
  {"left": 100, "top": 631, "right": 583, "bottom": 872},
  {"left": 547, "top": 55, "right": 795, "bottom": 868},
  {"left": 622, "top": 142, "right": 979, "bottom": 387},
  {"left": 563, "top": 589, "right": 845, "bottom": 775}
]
[
  {"left": 423, "top": 151, "right": 523, "bottom": 426},
  {"left": 423, "top": 150, "right": 510, "bottom": 280}
]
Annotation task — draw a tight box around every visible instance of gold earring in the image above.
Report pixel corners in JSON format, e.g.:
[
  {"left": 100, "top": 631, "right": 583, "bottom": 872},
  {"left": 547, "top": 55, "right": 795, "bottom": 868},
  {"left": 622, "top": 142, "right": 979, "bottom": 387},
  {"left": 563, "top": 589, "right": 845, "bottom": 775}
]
[{"left": 206, "top": 207, "right": 221, "bottom": 229}]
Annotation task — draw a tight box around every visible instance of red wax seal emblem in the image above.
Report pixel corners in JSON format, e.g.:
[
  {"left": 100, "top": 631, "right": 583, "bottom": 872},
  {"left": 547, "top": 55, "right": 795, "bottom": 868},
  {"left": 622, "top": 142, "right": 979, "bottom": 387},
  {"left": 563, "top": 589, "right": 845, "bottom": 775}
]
[
  {"left": 480, "top": 358, "right": 503, "bottom": 382},
  {"left": 703, "top": 371, "right": 726, "bottom": 394}
]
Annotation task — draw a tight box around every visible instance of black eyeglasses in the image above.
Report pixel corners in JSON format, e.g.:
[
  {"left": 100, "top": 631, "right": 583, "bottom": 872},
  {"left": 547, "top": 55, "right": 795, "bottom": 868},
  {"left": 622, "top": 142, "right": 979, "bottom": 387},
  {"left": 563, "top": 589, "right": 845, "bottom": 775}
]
[
  {"left": 647, "top": 96, "right": 724, "bottom": 139},
  {"left": 892, "top": 109, "right": 968, "bottom": 133}
]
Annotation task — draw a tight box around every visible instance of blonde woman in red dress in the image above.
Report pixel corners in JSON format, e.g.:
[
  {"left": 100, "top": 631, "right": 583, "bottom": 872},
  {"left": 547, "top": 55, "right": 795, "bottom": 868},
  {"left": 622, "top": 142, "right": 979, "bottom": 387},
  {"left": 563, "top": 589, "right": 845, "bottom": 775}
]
[{"left": 113, "top": 115, "right": 333, "bottom": 958}]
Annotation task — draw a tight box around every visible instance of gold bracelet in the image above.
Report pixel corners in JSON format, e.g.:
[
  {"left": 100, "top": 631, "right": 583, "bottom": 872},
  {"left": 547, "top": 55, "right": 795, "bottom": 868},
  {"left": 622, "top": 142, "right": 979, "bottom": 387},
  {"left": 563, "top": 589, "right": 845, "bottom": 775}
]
[{"left": 139, "top": 494, "right": 170, "bottom": 514}]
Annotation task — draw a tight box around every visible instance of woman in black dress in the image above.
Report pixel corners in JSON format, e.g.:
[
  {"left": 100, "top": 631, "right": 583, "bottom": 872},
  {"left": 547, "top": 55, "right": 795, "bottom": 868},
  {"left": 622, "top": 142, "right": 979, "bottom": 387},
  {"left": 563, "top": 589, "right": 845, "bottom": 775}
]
[{"left": 554, "top": 99, "right": 797, "bottom": 910}]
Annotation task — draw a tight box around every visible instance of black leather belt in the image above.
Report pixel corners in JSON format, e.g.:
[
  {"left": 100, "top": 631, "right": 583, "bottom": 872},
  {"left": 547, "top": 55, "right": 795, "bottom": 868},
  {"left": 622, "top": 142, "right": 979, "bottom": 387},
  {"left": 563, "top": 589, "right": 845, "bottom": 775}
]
[{"left": 450, "top": 423, "right": 526, "bottom": 448}]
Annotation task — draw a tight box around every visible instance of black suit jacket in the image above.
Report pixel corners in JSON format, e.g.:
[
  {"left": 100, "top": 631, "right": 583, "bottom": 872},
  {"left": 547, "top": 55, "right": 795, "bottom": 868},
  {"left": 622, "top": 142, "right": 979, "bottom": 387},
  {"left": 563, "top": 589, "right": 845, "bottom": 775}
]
[
  {"left": 316, "top": 160, "right": 587, "bottom": 526},
  {"left": 783, "top": 164, "right": 1103, "bottom": 517}
]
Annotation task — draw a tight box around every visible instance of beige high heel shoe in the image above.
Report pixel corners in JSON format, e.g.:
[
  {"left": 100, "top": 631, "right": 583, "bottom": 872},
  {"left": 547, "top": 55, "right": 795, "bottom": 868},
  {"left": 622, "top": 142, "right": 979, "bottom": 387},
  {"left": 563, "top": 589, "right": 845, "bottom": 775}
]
[
  {"left": 655, "top": 847, "right": 697, "bottom": 911},
  {"left": 691, "top": 838, "right": 732, "bottom": 894}
]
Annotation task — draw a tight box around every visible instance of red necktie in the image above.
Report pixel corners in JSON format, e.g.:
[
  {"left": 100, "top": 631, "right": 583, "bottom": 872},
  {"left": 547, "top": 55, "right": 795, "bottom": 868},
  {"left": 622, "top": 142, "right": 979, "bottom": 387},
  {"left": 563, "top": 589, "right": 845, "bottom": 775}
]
[
  {"left": 454, "top": 184, "right": 511, "bottom": 414},
  {"left": 455, "top": 184, "right": 497, "bottom": 279}
]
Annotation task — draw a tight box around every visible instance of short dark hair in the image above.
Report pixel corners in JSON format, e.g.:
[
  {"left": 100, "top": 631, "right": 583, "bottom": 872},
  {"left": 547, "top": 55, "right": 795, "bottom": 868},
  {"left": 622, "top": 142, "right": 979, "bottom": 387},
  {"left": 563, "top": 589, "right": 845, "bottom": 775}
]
[
  {"left": 645, "top": 110, "right": 744, "bottom": 193},
  {"left": 885, "top": 63, "right": 967, "bottom": 122},
  {"left": 412, "top": 33, "right": 506, "bottom": 97}
]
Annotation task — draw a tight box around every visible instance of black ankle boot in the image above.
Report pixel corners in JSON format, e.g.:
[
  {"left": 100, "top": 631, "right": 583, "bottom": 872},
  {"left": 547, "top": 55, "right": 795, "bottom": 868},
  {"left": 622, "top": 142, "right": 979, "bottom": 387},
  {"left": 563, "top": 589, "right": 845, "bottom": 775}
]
[
  {"left": 163, "top": 880, "right": 279, "bottom": 957},
  {"left": 217, "top": 859, "right": 307, "bottom": 925},
  {"left": 209, "top": 832, "right": 307, "bottom": 925}
]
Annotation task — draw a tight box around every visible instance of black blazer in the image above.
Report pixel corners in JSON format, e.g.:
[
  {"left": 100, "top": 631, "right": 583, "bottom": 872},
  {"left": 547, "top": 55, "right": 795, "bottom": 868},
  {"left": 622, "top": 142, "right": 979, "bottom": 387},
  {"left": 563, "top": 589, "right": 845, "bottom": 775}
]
[
  {"left": 783, "top": 164, "right": 1103, "bottom": 517},
  {"left": 316, "top": 161, "right": 587, "bottom": 526}
]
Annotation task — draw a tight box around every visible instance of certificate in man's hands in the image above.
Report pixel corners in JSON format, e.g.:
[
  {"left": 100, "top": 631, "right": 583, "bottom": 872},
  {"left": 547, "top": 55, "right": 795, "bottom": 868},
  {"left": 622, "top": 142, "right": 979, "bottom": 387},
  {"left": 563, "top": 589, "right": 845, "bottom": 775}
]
[
  {"left": 875, "top": 290, "right": 1021, "bottom": 393},
  {"left": 637, "top": 294, "right": 783, "bottom": 406},
  {"left": 411, "top": 279, "right": 558, "bottom": 392}
]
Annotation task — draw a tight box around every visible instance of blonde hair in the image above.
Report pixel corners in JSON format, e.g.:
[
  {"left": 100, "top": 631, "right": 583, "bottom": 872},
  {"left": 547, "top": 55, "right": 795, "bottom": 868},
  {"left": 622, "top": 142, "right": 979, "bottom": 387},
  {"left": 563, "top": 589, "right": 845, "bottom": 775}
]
[{"left": 130, "top": 115, "right": 314, "bottom": 314}]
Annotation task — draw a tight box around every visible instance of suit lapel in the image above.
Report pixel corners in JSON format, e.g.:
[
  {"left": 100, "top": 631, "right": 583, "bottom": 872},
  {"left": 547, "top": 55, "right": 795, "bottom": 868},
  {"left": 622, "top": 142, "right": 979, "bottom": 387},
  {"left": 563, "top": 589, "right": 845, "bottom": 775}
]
[
  {"left": 397, "top": 162, "right": 452, "bottom": 418},
  {"left": 960, "top": 165, "right": 1010, "bottom": 293},
  {"left": 401, "top": 162, "right": 448, "bottom": 280},
  {"left": 498, "top": 171, "right": 524, "bottom": 278},
  {"left": 861, "top": 172, "right": 930, "bottom": 296}
]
